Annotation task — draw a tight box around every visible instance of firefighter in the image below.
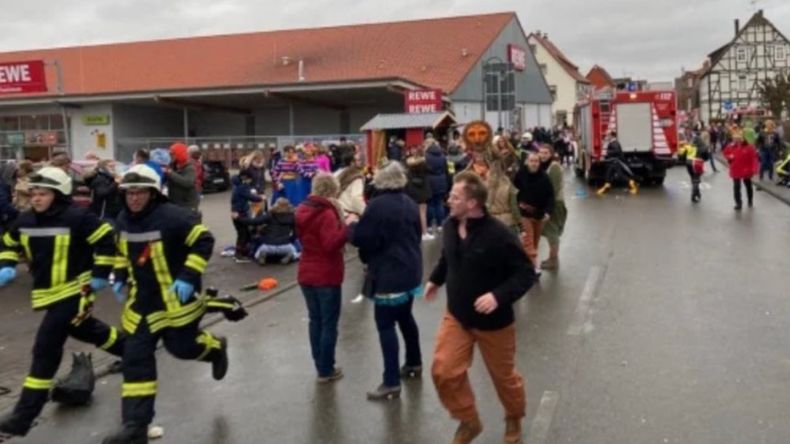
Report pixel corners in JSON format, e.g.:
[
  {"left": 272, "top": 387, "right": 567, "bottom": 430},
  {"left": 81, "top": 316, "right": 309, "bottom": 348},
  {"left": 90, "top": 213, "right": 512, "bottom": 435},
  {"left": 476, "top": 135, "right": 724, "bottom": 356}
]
[
  {"left": 0, "top": 167, "right": 125, "bottom": 437},
  {"left": 596, "top": 131, "right": 638, "bottom": 196},
  {"left": 103, "top": 164, "right": 228, "bottom": 444}
]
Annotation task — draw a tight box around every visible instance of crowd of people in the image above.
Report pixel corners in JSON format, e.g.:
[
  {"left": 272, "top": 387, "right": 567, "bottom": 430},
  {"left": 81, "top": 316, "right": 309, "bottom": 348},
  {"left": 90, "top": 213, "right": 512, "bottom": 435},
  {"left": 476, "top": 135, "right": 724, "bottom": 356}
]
[{"left": 674, "top": 118, "right": 787, "bottom": 209}]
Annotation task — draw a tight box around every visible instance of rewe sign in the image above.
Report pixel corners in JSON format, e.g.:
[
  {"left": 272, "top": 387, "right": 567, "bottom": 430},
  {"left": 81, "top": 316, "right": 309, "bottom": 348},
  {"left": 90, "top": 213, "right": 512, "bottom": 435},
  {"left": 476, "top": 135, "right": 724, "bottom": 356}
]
[
  {"left": 0, "top": 61, "right": 47, "bottom": 94},
  {"left": 405, "top": 89, "right": 443, "bottom": 114}
]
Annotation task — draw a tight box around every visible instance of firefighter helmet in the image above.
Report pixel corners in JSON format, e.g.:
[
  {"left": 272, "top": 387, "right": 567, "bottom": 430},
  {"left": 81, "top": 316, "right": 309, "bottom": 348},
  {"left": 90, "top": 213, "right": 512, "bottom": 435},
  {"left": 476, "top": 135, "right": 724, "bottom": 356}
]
[
  {"left": 28, "top": 167, "right": 73, "bottom": 195},
  {"left": 120, "top": 164, "right": 162, "bottom": 192}
]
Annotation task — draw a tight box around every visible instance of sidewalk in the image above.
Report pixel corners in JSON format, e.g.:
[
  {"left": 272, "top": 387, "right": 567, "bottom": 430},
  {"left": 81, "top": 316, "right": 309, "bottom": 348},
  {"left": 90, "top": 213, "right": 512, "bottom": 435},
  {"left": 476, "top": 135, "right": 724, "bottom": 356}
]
[{"left": 714, "top": 154, "right": 790, "bottom": 206}]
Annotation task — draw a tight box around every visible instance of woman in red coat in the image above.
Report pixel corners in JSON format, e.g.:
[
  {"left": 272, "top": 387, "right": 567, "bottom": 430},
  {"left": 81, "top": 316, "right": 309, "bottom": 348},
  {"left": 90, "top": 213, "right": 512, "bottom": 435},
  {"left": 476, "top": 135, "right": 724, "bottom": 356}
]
[
  {"left": 295, "top": 173, "right": 349, "bottom": 383},
  {"left": 723, "top": 130, "right": 760, "bottom": 210}
]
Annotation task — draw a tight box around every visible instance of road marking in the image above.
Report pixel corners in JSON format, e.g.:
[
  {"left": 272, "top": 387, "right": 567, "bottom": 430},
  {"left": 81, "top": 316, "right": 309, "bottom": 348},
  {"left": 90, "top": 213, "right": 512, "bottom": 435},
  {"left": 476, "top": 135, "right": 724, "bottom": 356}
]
[
  {"left": 527, "top": 391, "right": 560, "bottom": 443},
  {"left": 567, "top": 266, "right": 604, "bottom": 335}
]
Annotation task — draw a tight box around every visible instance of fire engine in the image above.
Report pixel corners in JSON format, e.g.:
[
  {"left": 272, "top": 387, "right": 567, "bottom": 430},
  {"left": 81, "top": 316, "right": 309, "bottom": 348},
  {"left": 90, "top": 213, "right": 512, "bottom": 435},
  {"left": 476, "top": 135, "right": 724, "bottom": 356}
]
[{"left": 574, "top": 89, "right": 678, "bottom": 185}]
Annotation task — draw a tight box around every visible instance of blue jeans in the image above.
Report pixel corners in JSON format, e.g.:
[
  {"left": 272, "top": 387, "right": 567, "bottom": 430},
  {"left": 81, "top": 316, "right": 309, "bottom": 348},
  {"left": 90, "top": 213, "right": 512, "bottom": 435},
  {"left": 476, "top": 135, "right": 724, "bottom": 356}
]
[
  {"left": 374, "top": 296, "right": 422, "bottom": 387},
  {"left": 301, "top": 286, "right": 341, "bottom": 377},
  {"left": 426, "top": 195, "right": 446, "bottom": 229}
]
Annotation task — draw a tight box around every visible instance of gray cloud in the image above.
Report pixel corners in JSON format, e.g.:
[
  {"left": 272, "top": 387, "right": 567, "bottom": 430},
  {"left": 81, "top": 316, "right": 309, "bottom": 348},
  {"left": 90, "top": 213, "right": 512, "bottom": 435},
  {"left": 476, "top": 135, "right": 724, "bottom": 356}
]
[{"left": 0, "top": 0, "right": 788, "bottom": 81}]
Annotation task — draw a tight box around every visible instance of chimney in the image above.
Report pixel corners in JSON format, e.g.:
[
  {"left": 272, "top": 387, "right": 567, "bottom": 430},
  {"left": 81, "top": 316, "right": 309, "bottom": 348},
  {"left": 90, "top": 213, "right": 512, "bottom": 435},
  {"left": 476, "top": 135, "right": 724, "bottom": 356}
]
[{"left": 735, "top": 19, "right": 740, "bottom": 36}]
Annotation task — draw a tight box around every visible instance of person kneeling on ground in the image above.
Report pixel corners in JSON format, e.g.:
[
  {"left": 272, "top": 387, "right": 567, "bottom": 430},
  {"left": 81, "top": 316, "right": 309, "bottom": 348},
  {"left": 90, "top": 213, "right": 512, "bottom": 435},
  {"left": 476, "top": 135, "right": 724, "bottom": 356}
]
[
  {"left": 230, "top": 170, "right": 264, "bottom": 263},
  {"left": 250, "top": 198, "right": 300, "bottom": 265}
]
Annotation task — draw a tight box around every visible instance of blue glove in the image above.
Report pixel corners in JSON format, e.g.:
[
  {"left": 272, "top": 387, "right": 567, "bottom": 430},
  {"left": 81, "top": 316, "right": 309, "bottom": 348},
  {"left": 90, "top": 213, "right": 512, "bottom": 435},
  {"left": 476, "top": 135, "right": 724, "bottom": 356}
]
[
  {"left": 0, "top": 267, "right": 16, "bottom": 287},
  {"left": 170, "top": 279, "right": 195, "bottom": 304},
  {"left": 90, "top": 277, "right": 110, "bottom": 292},
  {"left": 112, "top": 281, "right": 127, "bottom": 304}
]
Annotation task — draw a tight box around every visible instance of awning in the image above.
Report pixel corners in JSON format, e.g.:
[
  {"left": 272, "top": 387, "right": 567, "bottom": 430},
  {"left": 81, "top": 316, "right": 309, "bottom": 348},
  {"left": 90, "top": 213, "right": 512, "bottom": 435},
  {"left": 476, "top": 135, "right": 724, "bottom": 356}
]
[{"left": 360, "top": 111, "right": 457, "bottom": 131}]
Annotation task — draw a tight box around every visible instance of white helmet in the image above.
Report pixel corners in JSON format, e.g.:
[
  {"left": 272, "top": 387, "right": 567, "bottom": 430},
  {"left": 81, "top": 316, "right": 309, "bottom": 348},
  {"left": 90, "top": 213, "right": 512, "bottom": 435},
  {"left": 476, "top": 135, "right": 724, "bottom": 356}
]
[
  {"left": 522, "top": 132, "right": 533, "bottom": 142},
  {"left": 29, "top": 167, "right": 72, "bottom": 195},
  {"left": 120, "top": 164, "right": 161, "bottom": 192}
]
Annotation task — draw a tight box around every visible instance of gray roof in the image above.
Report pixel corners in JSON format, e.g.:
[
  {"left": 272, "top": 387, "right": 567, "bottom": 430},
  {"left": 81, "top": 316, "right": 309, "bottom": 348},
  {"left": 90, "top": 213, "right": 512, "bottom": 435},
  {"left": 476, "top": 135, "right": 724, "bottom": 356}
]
[{"left": 360, "top": 112, "right": 457, "bottom": 131}]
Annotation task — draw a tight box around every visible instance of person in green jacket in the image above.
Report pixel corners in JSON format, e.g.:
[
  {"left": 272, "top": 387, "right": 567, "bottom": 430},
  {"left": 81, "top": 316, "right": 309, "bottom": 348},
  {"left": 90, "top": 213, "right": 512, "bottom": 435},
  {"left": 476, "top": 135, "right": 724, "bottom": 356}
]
[{"left": 538, "top": 145, "right": 567, "bottom": 270}]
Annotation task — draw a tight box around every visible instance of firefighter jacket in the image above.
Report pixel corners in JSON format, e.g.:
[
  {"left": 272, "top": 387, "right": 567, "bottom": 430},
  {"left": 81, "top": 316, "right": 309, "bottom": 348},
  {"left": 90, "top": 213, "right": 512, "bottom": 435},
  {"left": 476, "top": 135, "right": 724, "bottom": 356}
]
[
  {"left": 114, "top": 200, "right": 214, "bottom": 335},
  {"left": 0, "top": 201, "right": 115, "bottom": 310}
]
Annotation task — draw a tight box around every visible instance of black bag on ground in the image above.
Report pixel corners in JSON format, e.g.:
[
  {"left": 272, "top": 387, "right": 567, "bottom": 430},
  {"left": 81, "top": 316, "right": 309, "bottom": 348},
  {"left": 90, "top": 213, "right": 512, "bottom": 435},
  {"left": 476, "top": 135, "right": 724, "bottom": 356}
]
[{"left": 51, "top": 353, "right": 95, "bottom": 406}]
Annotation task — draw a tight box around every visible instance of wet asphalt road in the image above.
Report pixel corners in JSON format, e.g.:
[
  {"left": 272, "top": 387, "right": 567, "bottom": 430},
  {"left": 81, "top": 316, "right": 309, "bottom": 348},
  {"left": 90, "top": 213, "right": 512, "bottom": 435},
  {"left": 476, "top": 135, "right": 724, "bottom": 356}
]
[{"left": 4, "top": 166, "right": 790, "bottom": 443}]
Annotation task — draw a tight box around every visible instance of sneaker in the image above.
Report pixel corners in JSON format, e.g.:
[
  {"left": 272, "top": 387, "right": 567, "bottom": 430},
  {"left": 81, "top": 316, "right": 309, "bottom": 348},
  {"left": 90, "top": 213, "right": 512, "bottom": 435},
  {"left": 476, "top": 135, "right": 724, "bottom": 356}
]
[
  {"left": 399, "top": 365, "right": 422, "bottom": 379},
  {"left": 421, "top": 233, "right": 435, "bottom": 242},
  {"left": 452, "top": 417, "right": 483, "bottom": 444},
  {"left": 540, "top": 257, "right": 559, "bottom": 271},
  {"left": 366, "top": 384, "right": 401, "bottom": 401},
  {"left": 734, "top": 205, "right": 742, "bottom": 211},
  {"left": 0, "top": 412, "right": 33, "bottom": 437},
  {"left": 317, "top": 368, "right": 344, "bottom": 384},
  {"left": 102, "top": 422, "right": 149, "bottom": 444},
  {"left": 350, "top": 294, "right": 365, "bottom": 304},
  {"left": 504, "top": 417, "right": 523, "bottom": 444},
  {"left": 234, "top": 256, "right": 251, "bottom": 264},
  {"left": 211, "top": 337, "right": 229, "bottom": 381}
]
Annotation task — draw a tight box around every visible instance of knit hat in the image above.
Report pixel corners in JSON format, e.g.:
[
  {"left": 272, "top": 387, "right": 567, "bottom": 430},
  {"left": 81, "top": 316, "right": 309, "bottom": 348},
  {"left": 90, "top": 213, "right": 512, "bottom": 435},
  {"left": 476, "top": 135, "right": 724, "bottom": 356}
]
[{"left": 170, "top": 142, "right": 189, "bottom": 166}]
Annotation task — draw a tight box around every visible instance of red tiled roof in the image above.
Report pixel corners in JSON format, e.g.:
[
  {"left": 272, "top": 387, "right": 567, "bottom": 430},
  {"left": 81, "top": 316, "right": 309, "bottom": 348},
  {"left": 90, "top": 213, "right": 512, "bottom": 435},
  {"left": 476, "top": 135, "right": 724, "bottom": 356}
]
[
  {"left": 0, "top": 12, "right": 515, "bottom": 101},
  {"left": 528, "top": 33, "right": 589, "bottom": 83},
  {"left": 586, "top": 65, "right": 615, "bottom": 89}
]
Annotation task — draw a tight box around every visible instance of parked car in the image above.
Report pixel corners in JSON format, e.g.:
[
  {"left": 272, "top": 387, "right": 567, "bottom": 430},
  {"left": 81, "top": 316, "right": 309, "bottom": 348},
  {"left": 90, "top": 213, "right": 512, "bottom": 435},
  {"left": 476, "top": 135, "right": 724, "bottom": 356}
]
[{"left": 202, "top": 160, "right": 231, "bottom": 193}]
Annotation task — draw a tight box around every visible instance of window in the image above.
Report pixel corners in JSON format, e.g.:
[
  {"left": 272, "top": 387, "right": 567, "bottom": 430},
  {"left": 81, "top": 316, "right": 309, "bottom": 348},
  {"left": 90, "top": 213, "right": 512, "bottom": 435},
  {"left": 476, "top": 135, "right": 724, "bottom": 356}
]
[
  {"left": 540, "top": 64, "right": 547, "bottom": 75},
  {"left": 738, "top": 75, "right": 747, "bottom": 91},
  {"left": 0, "top": 116, "right": 18, "bottom": 131},
  {"left": 549, "top": 85, "right": 557, "bottom": 101},
  {"left": 737, "top": 47, "right": 747, "bottom": 62},
  {"left": 777, "top": 45, "right": 786, "bottom": 60},
  {"left": 20, "top": 115, "right": 49, "bottom": 130},
  {"left": 767, "top": 46, "right": 775, "bottom": 59},
  {"left": 485, "top": 70, "right": 516, "bottom": 111}
]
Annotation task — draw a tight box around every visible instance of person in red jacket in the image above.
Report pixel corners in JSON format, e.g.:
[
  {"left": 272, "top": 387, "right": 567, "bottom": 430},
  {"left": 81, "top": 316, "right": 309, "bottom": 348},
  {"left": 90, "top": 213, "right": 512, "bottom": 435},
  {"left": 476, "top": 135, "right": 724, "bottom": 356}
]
[
  {"left": 295, "top": 172, "right": 349, "bottom": 383},
  {"left": 188, "top": 145, "right": 204, "bottom": 193},
  {"left": 723, "top": 130, "right": 760, "bottom": 211}
]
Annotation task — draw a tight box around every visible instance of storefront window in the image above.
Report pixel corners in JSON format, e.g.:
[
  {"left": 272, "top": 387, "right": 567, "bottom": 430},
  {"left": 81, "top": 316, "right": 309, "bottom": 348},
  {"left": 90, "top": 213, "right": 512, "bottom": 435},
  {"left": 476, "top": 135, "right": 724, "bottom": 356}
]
[
  {"left": 21, "top": 115, "right": 50, "bottom": 130},
  {"left": 0, "top": 116, "right": 19, "bottom": 131},
  {"left": 51, "top": 114, "right": 64, "bottom": 129}
]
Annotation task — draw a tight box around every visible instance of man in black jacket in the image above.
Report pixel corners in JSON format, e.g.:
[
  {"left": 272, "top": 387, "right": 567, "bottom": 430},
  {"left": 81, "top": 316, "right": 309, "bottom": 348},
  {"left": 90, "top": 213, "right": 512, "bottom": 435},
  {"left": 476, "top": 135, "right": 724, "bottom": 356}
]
[{"left": 425, "top": 171, "right": 535, "bottom": 444}]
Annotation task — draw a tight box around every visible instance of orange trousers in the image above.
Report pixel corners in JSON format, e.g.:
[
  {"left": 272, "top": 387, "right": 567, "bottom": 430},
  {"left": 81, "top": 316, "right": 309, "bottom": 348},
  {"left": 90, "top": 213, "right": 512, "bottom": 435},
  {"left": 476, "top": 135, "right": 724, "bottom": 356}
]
[
  {"left": 520, "top": 218, "right": 544, "bottom": 268},
  {"left": 431, "top": 313, "right": 526, "bottom": 421}
]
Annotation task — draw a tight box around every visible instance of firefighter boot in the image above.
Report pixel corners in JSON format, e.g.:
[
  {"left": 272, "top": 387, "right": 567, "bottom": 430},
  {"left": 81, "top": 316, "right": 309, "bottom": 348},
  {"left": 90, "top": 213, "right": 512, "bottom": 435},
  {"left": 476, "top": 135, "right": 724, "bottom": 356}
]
[
  {"left": 596, "top": 183, "right": 611, "bottom": 196},
  {"left": 628, "top": 180, "right": 639, "bottom": 195},
  {"left": 51, "top": 353, "right": 95, "bottom": 406},
  {"left": 211, "top": 337, "right": 229, "bottom": 381},
  {"left": 0, "top": 412, "right": 33, "bottom": 437},
  {"left": 101, "top": 423, "right": 148, "bottom": 444}
]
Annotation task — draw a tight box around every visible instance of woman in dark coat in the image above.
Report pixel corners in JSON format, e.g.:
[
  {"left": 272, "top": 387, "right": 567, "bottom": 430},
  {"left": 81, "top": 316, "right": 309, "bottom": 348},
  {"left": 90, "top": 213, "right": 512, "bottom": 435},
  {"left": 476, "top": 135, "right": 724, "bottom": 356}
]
[{"left": 404, "top": 146, "right": 432, "bottom": 240}]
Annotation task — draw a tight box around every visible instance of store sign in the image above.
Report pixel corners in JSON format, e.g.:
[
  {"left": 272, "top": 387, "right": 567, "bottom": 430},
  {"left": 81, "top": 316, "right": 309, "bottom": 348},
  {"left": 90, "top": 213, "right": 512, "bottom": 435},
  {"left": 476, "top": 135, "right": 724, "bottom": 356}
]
[
  {"left": 82, "top": 115, "right": 110, "bottom": 125},
  {"left": 508, "top": 44, "right": 527, "bottom": 72},
  {"left": 405, "top": 89, "right": 443, "bottom": 114},
  {"left": 0, "top": 61, "right": 47, "bottom": 94}
]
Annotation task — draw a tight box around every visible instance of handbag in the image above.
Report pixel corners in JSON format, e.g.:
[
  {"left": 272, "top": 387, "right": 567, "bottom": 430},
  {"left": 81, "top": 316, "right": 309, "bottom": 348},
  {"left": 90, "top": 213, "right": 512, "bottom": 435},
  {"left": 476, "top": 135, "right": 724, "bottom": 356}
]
[{"left": 692, "top": 158, "right": 705, "bottom": 175}]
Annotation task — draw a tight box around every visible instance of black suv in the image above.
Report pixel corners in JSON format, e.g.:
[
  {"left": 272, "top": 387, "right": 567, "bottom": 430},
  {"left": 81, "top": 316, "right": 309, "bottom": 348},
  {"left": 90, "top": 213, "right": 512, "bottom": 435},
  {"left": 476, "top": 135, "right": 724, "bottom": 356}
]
[{"left": 202, "top": 160, "right": 231, "bottom": 193}]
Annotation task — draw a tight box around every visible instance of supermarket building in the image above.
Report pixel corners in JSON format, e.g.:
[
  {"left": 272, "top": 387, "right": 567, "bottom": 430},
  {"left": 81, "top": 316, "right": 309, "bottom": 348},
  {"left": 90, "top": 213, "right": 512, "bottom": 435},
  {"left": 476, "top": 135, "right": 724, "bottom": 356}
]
[{"left": 0, "top": 12, "right": 552, "bottom": 163}]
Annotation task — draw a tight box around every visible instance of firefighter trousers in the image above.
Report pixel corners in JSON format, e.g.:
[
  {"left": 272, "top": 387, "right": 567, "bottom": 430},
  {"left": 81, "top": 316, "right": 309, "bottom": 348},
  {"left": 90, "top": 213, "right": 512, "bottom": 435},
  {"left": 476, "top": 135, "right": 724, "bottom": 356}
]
[
  {"left": 14, "top": 297, "right": 125, "bottom": 423},
  {"left": 121, "top": 317, "right": 223, "bottom": 426}
]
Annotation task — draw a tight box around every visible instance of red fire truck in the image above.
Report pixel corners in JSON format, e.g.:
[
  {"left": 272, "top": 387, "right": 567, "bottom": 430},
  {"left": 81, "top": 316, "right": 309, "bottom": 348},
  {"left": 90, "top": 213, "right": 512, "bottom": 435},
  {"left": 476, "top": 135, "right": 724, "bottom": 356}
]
[{"left": 574, "top": 89, "right": 678, "bottom": 185}]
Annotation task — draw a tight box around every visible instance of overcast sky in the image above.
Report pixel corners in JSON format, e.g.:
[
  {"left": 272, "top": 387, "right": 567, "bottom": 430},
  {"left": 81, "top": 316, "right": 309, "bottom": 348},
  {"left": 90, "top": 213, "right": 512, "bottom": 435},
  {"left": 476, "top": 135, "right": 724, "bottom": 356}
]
[{"left": 0, "top": 0, "right": 788, "bottom": 81}]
